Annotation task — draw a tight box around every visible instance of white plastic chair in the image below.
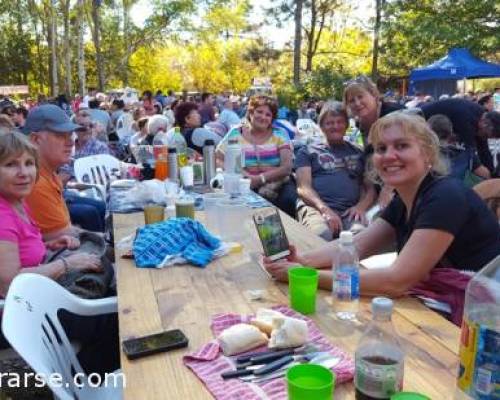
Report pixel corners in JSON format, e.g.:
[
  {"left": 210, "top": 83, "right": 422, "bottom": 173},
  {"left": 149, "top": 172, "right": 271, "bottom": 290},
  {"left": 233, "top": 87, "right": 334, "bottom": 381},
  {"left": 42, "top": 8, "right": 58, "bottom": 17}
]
[
  {"left": 115, "top": 112, "right": 134, "bottom": 142},
  {"left": 74, "top": 154, "right": 121, "bottom": 201},
  {"left": 296, "top": 118, "right": 322, "bottom": 139},
  {"left": 2, "top": 273, "right": 122, "bottom": 400}
]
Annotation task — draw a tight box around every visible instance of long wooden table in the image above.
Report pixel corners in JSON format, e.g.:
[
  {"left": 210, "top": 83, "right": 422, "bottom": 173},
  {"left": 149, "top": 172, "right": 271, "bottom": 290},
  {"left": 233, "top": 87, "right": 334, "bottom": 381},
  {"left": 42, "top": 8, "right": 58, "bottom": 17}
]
[{"left": 113, "top": 210, "right": 461, "bottom": 399}]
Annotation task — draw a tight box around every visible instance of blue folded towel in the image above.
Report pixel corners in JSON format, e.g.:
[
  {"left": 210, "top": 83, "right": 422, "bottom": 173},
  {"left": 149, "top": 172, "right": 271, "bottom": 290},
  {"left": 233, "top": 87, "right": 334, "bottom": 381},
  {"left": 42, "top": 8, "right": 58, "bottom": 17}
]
[{"left": 133, "top": 218, "right": 221, "bottom": 268}]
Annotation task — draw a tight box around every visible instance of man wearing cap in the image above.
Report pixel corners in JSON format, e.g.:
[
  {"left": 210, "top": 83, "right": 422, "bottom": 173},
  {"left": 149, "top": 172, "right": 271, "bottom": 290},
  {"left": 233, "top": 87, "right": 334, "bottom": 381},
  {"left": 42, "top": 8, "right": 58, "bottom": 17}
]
[{"left": 24, "top": 104, "right": 82, "bottom": 240}]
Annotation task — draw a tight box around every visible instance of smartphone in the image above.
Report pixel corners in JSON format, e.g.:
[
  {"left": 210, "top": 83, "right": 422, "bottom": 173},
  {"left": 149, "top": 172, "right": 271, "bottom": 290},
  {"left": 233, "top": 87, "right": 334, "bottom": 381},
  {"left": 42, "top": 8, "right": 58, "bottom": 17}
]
[
  {"left": 122, "top": 329, "right": 189, "bottom": 360},
  {"left": 253, "top": 207, "right": 291, "bottom": 261}
]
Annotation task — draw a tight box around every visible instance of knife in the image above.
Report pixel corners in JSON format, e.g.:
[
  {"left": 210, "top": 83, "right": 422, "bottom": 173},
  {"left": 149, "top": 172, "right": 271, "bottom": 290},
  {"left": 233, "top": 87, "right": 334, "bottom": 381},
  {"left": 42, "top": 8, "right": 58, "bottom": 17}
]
[{"left": 235, "top": 347, "right": 297, "bottom": 363}]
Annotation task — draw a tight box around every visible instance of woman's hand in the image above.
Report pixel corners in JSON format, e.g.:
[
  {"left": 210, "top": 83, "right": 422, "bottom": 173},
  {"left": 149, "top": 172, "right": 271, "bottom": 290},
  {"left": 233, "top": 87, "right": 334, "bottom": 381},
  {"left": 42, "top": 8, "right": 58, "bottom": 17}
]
[
  {"left": 249, "top": 175, "right": 262, "bottom": 189},
  {"left": 321, "top": 207, "right": 343, "bottom": 236},
  {"left": 342, "top": 205, "right": 367, "bottom": 225},
  {"left": 46, "top": 235, "right": 80, "bottom": 251},
  {"left": 64, "top": 253, "right": 102, "bottom": 272},
  {"left": 262, "top": 245, "right": 305, "bottom": 282}
]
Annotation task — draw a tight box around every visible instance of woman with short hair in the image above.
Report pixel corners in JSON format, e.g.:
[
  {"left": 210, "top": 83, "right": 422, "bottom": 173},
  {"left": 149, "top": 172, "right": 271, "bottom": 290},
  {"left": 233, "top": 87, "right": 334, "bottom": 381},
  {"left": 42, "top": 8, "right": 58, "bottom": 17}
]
[
  {"left": 216, "top": 95, "right": 297, "bottom": 216},
  {"left": 295, "top": 102, "right": 375, "bottom": 240}
]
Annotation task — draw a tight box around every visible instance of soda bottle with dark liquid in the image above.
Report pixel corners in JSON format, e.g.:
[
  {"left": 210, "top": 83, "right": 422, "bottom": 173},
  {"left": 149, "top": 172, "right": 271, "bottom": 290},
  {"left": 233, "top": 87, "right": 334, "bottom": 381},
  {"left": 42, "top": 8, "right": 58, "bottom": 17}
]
[{"left": 355, "top": 297, "right": 405, "bottom": 399}]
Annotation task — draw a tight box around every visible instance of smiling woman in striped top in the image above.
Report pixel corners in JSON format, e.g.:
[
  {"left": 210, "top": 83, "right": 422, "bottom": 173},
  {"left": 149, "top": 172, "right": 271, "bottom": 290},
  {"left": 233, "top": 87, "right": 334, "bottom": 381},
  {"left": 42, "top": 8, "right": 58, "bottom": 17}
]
[{"left": 216, "top": 95, "right": 297, "bottom": 216}]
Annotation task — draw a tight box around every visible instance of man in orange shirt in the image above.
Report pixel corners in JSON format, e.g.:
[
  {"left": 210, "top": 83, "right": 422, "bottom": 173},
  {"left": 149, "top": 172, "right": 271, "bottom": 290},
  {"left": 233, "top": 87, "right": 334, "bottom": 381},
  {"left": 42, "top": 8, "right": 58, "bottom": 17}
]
[{"left": 24, "top": 105, "right": 81, "bottom": 240}]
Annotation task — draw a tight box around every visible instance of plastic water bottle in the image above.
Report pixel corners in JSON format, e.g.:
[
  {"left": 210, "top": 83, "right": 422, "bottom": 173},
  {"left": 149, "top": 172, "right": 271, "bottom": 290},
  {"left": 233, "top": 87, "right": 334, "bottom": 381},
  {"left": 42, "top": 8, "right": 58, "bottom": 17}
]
[
  {"left": 355, "top": 297, "right": 405, "bottom": 400},
  {"left": 170, "top": 126, "right": 188, "bottom": 168},
  {"left": 332, "top": 231, "right": 359, "bottom": 320},
  {"left": 224, "top": 138, "right": 243, "bottom": 174},
  {"left": 456, "top": 255, "right": 500, "bottom": 399}
]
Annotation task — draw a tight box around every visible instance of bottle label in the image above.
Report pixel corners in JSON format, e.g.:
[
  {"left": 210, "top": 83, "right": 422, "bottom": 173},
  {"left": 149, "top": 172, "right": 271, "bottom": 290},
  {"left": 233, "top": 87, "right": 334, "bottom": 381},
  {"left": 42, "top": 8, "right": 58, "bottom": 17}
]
[
  {"left": 355, "top": 355, "right": 403, "bottom": 398},
  {"left": 473, "top": 325, "right": 500, "bottom": 397},
  {"left": 458, "top": 318, "right": 479, "bottom": 392},
  {"left": 458, "top": 318, "right": 500, "bottom": 397},
  {"left": 333, "top": 265, "right": 359, "bottom": 301}
]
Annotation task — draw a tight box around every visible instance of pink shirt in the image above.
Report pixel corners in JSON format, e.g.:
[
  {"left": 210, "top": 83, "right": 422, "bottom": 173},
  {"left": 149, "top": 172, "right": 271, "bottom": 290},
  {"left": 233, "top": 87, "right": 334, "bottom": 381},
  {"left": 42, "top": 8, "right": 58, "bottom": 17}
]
[{"left": 0, "top": 196, "right": 46, "bottom": 268}]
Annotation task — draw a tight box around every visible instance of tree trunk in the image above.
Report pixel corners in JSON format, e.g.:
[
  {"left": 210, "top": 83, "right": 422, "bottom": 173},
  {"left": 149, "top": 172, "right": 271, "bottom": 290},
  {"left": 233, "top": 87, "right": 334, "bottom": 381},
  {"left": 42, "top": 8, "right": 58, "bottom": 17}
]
[
  {"left": 49, "top": 0, "right": 59, "bottom": 96},
  {"left": 62, "top": 0, "right": 72, "bottom": 96},
  {"left": 76, "top": 0, "right": 86, "bottom": 95},
  {"left": 372, "top": 0, "right": 382, "bottom": 82},
  {"left": 122, "top": 0, "right": 131, "bottom": 86},
  {"left": 305, "top": 0, "right": 317, "bottom": 73},
  {"left": 293, "top": 0, "right": 303, "bottom": 86},
  {"left": 91, "top": 0, "right": 105, "bottom": 91}
]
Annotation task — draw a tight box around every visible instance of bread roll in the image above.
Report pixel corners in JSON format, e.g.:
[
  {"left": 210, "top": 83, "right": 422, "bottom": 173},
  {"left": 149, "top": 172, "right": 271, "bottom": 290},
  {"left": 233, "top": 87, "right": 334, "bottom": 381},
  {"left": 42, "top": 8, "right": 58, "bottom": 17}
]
[
  {"left": 249, "top": 308, "right": 286, "bottom": 336},
  {"left": 218, "top": 323, "right": 268, "bottom": 356},
  {"left": 268, "top": 316, "right": 308, "bottom": 349}
]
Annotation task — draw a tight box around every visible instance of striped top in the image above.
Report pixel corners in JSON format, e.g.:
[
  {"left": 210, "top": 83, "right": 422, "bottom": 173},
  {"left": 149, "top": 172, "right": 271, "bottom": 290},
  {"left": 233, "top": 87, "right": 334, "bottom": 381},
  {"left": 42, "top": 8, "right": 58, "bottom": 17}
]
[{"left": 216, "top": 126, "right": 292, "bottom": 175}]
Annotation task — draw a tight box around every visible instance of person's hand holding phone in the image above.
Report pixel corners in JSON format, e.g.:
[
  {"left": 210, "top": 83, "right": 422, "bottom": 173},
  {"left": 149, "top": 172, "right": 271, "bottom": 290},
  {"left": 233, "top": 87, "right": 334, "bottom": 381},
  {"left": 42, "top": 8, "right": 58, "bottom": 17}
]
[{"left": 263, "top": 244, "right": 304, "bottom": 283}]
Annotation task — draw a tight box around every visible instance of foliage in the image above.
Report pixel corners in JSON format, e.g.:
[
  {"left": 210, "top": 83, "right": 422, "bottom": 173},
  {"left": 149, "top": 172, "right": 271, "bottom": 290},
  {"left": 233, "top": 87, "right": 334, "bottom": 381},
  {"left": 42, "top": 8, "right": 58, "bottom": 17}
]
[{"left": 380, "top": 0, "right": 500, "bottom": 76}]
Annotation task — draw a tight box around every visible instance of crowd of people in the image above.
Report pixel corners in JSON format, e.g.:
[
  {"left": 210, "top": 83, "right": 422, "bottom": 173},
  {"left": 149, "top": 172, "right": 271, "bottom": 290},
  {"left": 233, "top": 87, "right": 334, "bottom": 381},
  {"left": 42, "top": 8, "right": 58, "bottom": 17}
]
[{"left": 0, "top": 78, "right": 498, "bottom": 385}]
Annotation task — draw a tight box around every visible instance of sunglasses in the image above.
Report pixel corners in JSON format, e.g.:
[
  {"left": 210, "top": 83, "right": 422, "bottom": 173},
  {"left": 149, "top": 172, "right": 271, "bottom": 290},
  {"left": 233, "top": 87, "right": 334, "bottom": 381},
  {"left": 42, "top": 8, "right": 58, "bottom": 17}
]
[
  {"left": 343, "top": 75, "right": 372, "bottom": 87},
  {"left": 75, "top": 123, "right": 94, "bottom": 132}
]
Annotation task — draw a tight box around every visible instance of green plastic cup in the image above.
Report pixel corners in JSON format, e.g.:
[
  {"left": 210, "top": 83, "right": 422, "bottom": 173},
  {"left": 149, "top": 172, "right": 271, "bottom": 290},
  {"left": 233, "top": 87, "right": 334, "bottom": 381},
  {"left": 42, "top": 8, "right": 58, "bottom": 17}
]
[
  {"left": 391, "top": 393, "right": 430, "bottom": 400},
  {"left": 288, "top": 267, "right": 319, "bottom": 315},
  {"left": 287, "top": 364, "right": 335, "bottom": 400}
]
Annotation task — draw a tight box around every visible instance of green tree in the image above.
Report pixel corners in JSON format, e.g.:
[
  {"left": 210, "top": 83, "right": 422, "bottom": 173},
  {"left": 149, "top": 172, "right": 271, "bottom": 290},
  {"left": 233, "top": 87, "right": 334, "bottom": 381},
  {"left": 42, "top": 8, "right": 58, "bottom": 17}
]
[{"left": 380, "top": 0, "right": 500, "bottom": 77}]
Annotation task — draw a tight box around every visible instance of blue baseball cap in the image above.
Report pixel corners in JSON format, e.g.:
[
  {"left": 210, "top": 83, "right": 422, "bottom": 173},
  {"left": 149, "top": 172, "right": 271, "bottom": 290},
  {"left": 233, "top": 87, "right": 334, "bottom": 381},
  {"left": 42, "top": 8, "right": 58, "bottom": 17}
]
[{"left": 23, "top": 104, "right": 81, "bottom": 134}]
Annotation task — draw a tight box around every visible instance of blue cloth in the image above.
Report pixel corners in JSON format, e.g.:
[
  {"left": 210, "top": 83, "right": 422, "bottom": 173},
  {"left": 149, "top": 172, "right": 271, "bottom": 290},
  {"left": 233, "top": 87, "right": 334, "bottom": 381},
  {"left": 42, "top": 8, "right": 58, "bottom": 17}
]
[{"left": 133, "top": 218, "right": 221, "bottom": 268}]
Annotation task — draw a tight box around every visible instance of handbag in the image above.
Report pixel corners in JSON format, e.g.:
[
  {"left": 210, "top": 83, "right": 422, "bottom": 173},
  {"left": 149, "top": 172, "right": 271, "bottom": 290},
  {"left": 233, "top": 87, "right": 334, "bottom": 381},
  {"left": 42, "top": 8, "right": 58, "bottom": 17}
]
[{"left": 46, "top": 231, "right": 116, "bottom": 299}]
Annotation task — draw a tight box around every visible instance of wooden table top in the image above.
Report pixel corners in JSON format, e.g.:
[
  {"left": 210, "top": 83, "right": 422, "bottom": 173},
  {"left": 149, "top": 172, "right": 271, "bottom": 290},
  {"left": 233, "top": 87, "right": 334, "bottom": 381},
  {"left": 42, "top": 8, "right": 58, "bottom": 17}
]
[{"left": 113, "top": 210, "right": 461, "bottom": 399}]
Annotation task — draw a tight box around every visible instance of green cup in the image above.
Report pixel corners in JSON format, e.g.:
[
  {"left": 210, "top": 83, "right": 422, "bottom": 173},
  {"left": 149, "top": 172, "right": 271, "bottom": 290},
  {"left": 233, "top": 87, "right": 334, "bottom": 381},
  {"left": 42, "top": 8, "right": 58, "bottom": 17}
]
[
  {"left": 288, "top": 267, "right": 319, "bottom": 315},
  {"left": 287, "top": 364, "right": 335, "bottom": 400},
  {"left": 391, "top": 393, "right": 430, "bottom": 400}
]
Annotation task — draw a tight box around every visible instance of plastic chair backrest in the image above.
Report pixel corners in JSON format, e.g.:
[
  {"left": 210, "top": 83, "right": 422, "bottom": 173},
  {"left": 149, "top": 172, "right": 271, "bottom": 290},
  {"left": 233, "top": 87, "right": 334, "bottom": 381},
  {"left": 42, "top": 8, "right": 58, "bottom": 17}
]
[
  {"left": 296, "top": 118, "right": 321, "bottom": 138},
  {"left": 1, "top": 274, "right": 119, "bottom": 399},
  {"left": 74, "top": 154, "right": 120, "bottom": 188},
  {"left": 115, "top": 112, "right": 134, "bottom": 140}
]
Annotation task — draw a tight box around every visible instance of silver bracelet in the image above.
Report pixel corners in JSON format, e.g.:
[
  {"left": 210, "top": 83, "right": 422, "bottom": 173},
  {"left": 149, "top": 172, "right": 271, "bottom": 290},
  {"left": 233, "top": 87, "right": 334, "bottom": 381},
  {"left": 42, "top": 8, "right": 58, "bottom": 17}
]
[{"left": 60, "top": 257, "right": 69, "bottom": 274}]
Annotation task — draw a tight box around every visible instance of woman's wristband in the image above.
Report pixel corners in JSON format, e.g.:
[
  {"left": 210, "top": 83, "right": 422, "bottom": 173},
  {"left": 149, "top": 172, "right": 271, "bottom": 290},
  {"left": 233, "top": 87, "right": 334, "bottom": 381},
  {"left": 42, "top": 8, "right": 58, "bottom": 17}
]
[{"left": 60, "top": 257, "right": 69, "bottom": 275}]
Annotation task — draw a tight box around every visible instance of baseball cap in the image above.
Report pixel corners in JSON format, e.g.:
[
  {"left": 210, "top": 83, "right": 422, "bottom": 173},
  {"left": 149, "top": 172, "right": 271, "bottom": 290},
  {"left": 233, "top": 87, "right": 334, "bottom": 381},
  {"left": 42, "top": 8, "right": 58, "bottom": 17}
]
[{"left": 23, "top": 104, "right": 81, "bottom": 134}]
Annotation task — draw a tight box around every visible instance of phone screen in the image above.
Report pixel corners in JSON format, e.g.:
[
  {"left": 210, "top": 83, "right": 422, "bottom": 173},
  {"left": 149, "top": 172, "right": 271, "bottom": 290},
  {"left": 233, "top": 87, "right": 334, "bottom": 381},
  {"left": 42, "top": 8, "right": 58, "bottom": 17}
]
[
  {"left": 253, "top": 208, "right": 290, "bottom": 260},
  {"left": 122, "top": 329, "right": 188, "bottom": 359}
]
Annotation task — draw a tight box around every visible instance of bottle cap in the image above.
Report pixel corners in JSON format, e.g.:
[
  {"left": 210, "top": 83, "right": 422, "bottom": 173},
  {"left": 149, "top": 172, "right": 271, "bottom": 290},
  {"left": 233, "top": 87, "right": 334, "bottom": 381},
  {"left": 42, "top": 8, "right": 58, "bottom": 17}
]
[
  {"left": 339, "top": 231, "right": 353, "bottom": 244},
  {"left": 371, "top": 297, "right": 393, "bottom": 316},
  {"left": 204, "top": 139, "right": 215, "bottom": 146},
  {"left": 168, "top": 147, "right": 177, "bottom": 153}
]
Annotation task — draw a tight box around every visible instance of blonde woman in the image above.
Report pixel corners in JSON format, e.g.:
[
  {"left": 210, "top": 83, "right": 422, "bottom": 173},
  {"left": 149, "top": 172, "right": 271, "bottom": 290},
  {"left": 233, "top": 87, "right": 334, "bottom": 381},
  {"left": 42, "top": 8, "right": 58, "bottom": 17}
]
[{"left": 265, "top": 113, "right": 500, "bottom": 297}]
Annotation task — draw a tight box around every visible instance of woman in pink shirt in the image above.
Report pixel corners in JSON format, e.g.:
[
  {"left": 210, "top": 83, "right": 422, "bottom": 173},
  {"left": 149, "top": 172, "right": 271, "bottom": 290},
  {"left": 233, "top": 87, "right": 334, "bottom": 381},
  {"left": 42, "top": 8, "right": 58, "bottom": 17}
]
[{"left": 0, "top": 130, "right": 101, "bottom": 298}]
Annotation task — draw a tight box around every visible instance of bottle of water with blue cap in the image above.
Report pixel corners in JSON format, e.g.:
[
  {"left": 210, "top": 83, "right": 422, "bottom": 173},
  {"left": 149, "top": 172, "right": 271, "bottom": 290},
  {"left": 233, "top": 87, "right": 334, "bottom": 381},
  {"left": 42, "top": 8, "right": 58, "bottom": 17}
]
[{"left": 332, "top": 230, "right": 359, "bottom": 320}]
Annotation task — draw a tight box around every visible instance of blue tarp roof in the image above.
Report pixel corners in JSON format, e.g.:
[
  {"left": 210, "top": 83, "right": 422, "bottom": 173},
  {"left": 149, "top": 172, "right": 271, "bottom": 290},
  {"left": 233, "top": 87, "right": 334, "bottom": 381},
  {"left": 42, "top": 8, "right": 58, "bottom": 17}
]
[{"left": 409, "top": 48, "right": 500, "bottom": 82}]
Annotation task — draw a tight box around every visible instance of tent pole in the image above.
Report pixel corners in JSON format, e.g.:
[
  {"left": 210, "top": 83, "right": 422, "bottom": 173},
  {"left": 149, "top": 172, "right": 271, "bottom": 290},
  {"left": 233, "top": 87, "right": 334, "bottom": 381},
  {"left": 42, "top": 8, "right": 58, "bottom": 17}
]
[{"left": 462, "top": 78, "right": 466, "bottom": 94}]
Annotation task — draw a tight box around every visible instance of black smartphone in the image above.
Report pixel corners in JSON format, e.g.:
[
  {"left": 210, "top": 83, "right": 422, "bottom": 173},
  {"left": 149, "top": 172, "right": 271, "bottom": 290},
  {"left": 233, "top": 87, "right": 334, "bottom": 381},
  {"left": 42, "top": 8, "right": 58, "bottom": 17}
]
[
  {"left": 253, "top": 207, "right": 291, "bottom": 261},
  {"left": 122, "top": 329, "right": 189, "bottom": 360}
]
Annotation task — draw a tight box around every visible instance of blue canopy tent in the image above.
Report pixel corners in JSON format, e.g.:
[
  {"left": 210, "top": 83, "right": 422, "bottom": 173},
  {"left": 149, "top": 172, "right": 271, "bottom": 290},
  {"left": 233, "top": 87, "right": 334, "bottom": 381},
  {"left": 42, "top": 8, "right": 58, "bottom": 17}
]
[{"left": 409, "top": 48, "right": 500, "bottom": 99}]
